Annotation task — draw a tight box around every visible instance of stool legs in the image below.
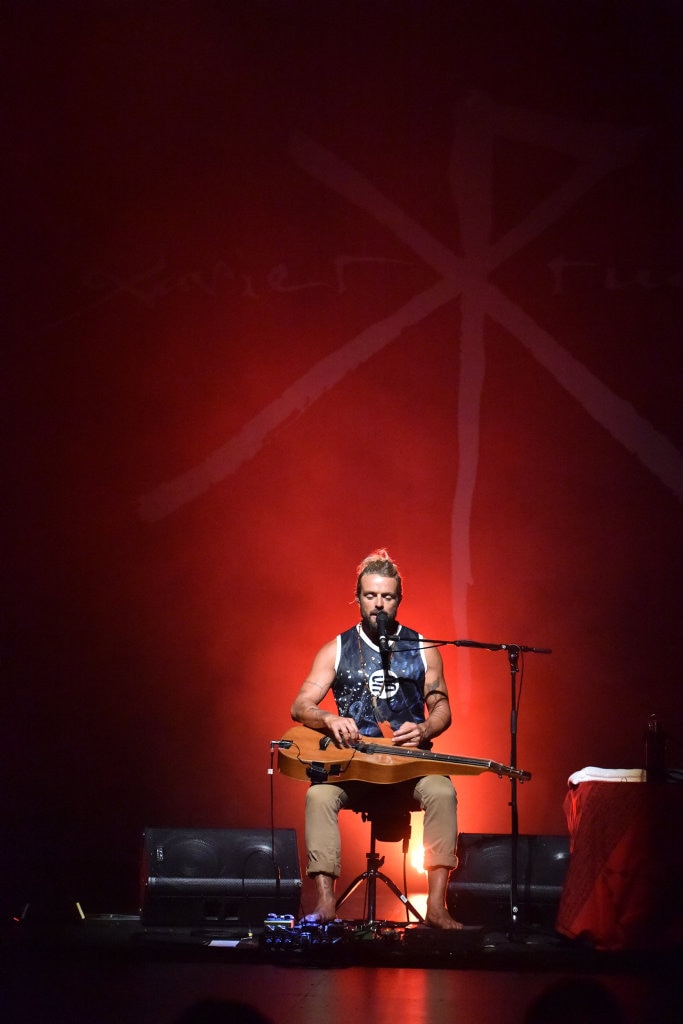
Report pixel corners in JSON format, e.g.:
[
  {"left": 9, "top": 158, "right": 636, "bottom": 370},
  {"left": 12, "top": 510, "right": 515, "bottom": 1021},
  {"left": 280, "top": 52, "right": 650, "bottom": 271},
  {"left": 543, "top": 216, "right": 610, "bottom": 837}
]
[{"left": 335, "top": 827, "right": 424, "bottom": 925}]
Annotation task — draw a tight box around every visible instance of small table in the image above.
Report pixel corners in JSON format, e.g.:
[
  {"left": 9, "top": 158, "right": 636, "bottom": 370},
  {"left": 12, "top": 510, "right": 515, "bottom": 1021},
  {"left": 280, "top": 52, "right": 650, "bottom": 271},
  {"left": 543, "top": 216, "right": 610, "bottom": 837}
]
[{"left": 556, "top": 779, "right": 683, "bottom": 949}]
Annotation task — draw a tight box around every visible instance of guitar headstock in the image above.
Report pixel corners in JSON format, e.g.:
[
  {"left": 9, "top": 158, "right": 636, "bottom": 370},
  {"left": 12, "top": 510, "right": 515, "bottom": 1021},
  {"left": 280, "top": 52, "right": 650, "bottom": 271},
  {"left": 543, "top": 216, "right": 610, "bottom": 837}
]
[{"left": 494, "top": 763, "right": 532, "bottom": 782}]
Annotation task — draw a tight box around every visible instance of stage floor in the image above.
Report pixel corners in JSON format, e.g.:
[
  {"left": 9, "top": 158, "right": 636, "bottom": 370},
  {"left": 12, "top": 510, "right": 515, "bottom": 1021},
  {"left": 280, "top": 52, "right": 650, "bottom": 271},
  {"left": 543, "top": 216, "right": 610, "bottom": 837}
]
[{"left": 2, "top": 908, "right": 681, "bottom": 1024}]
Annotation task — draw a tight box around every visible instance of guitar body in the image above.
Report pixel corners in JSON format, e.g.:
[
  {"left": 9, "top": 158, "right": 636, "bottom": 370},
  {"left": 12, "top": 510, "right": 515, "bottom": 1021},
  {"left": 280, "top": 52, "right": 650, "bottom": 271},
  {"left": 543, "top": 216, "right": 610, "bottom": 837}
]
[{"left": 277, "top": 724, "right": 531, "bottom": 785}]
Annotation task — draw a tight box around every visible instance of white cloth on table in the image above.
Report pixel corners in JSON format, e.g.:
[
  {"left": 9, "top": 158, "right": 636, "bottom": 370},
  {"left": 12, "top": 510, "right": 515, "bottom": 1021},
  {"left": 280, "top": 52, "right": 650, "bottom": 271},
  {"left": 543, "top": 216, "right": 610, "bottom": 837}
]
[{"left": 567, "top": 766, "right": 645, "bottom": 786}]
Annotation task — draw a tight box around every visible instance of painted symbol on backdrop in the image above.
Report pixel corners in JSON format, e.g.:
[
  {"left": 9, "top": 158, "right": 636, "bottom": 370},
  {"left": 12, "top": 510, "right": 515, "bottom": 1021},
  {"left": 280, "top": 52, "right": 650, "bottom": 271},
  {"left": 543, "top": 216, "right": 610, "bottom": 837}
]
[{"left": 138, "top": 93, "right": 682, "bottom": 700}]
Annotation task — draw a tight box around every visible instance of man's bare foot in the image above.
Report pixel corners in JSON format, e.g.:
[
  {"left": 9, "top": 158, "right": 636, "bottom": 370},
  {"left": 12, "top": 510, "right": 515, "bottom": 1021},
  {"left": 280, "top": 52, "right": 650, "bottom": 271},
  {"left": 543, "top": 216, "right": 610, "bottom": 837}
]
[
  {"left": 303, "top": 905, "right": 337, "bottom": 929},
  {"left": 425, "top": 867, "right": 463, "bottom": 929},
  {"left": 424, "top": 905, "right": 464, "bottom": 930},
  {"left": 302, "top": 872, "right": 338, "bottom": 924}
]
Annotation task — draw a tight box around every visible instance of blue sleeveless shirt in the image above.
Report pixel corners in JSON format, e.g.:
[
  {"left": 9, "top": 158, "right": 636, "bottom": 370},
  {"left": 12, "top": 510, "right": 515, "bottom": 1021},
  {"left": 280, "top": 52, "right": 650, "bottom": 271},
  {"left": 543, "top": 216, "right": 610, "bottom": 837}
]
[{"left": 331, "top": 623, "right": 427, "bottom": 737}]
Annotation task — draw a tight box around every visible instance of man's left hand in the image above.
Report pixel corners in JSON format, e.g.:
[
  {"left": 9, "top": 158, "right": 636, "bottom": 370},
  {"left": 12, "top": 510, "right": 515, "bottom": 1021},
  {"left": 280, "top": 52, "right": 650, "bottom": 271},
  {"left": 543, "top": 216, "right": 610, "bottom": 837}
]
[{"left": 391, "top": 722, "right": 423, "bottom": 747}]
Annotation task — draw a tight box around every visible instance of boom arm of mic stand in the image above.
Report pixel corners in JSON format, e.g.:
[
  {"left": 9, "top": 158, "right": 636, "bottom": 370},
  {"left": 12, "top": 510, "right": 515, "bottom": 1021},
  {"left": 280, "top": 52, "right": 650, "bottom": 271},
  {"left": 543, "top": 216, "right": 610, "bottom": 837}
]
[{"left": 421, "top": 638, "right": 552, "bottom": 654}]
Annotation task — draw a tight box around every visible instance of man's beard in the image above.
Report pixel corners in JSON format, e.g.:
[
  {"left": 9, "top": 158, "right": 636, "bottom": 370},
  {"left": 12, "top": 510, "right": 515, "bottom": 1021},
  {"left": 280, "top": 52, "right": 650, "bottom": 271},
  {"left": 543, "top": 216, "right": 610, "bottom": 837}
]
[{"left": 362, "top": 611, "right": 395, "bottom": 638}]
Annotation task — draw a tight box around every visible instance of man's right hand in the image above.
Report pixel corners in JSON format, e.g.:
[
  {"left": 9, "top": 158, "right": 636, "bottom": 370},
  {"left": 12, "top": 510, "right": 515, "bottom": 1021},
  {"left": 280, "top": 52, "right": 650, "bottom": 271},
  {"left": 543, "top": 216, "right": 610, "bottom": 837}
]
[{"left": 327, "top": 715, "right": 359, "bottom": 747}]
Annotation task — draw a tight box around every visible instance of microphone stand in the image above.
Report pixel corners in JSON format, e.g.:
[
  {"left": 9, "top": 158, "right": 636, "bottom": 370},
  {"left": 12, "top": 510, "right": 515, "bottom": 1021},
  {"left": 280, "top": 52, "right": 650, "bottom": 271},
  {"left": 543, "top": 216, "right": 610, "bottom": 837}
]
[
  {"left": 404, "top": 634, "right": 551, "bottom": 939},
  {"left": 506, "top": 644, "right": 521, "bottom": 937}
]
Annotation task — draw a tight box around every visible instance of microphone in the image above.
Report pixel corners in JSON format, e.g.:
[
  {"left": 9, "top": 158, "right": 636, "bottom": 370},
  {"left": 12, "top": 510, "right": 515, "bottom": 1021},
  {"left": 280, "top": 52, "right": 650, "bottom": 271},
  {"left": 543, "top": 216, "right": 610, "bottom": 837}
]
[{"left": 376, "top": 611, "right": 391, "bottom": 653}]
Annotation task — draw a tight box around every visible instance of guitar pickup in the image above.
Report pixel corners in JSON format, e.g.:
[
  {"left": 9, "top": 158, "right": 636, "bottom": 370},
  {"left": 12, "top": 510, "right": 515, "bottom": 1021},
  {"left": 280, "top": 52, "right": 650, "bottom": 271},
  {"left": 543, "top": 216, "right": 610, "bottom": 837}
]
[{"left": 306, "top": 761, "right": 343, "bottom": 785}]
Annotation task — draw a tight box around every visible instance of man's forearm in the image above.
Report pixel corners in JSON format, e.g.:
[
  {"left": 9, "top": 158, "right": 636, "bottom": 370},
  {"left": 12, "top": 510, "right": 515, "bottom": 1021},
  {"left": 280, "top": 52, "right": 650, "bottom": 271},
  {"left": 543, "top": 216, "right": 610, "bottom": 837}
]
[
  {"left": 292, "top": 701, "right": 335, "bottom": 730},
  {"left": 423, "top": 695, "right": 452, "bottom": 740}
]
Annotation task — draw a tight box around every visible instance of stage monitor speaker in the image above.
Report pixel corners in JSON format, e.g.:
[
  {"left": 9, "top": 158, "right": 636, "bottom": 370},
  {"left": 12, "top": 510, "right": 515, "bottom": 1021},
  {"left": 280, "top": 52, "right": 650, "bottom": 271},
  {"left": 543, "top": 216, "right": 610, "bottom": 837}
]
[
  {"left": 140, "top": 827, "right": 302, "bottom": 927},
  {"left": 446, "top": 833, "right": 570, "bottom": 929}
]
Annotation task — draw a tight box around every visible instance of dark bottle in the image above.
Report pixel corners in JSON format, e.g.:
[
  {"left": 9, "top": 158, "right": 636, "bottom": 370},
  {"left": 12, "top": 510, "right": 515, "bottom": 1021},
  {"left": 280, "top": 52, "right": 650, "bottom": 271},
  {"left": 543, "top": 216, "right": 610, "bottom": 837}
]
[{"left": 644, "top": 714, "right": 667, "bottom": 782}]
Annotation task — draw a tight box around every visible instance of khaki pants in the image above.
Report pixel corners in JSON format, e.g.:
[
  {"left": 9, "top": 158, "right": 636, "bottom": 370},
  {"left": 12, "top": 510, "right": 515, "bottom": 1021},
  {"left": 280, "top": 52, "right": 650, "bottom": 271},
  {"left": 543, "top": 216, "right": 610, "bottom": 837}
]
[{"left": 305, "top": 775, "right": 458, "bottom": 878}]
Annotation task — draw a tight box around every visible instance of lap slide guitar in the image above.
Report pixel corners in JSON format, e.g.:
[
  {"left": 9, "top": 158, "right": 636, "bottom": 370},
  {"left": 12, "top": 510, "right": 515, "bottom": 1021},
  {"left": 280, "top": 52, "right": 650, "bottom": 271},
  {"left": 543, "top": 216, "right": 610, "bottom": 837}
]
[{"left": 276, "top": 724, "right": 531, "bottom": 785}]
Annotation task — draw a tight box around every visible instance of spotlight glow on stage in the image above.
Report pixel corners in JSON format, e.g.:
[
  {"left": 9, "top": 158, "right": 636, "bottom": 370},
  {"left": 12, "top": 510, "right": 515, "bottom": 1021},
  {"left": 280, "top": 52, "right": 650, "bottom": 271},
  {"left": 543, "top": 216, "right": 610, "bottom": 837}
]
[{"left": 410, "top": 817, "right": 426, "bottom": 875}]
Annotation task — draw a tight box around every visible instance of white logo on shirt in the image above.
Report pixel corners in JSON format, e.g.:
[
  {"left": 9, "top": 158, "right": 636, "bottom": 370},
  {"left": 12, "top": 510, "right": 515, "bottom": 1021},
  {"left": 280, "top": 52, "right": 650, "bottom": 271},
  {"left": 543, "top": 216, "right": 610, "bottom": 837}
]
[{"left": 368, "top": 669, "right": 399, "bottom": 700}]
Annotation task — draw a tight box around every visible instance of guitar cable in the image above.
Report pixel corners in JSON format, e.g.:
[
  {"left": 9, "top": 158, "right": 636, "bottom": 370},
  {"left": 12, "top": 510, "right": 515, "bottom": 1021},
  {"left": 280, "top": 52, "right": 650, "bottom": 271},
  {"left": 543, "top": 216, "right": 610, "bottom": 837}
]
[{"left": 267, "top": 739, "right": 303, "bottom": 919}]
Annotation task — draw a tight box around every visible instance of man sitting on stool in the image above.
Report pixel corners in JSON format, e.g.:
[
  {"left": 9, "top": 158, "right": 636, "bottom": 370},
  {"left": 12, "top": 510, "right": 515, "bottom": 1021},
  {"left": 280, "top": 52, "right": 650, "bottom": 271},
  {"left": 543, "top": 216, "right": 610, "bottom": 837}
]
[{"left": 291, "top": 548, "right": 462, "bottom": 929}]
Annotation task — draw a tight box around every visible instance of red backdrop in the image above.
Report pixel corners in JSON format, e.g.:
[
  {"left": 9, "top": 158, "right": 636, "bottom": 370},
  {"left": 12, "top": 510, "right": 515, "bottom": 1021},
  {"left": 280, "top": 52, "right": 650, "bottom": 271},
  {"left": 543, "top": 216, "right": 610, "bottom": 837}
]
[{"left": 5, "top": 1, "right": 682, "bottom": 912}]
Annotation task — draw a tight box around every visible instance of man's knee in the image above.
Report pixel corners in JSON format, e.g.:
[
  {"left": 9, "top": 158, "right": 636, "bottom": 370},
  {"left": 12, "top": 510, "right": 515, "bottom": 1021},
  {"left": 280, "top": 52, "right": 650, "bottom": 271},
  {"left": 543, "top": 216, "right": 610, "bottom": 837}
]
[
  {"left": 306, "top": 783, "right": 344, "bottom": 817},
  {"left": 418, "top": 774, "right": 457, "bottom": 810}
]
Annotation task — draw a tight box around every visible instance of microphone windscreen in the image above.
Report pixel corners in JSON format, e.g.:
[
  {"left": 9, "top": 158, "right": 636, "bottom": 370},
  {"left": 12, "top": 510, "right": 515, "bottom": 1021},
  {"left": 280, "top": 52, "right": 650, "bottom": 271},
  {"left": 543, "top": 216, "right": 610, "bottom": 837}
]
[{"left": 376, "top": 611, "right": 389, "bottom": 649}]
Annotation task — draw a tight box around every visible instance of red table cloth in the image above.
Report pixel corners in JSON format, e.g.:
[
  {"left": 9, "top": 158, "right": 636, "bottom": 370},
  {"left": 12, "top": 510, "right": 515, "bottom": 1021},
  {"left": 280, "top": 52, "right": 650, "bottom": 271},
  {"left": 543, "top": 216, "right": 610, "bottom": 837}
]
[{"left": 556, "top": 781, "right": 683, "bottom": 949}]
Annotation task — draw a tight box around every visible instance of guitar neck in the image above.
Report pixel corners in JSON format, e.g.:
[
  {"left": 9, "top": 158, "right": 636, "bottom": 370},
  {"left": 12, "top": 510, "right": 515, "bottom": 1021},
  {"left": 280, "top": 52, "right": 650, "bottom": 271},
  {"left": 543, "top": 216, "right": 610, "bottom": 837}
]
[{"left": 357, "top": 740, "right": 530, "bottom": 782}]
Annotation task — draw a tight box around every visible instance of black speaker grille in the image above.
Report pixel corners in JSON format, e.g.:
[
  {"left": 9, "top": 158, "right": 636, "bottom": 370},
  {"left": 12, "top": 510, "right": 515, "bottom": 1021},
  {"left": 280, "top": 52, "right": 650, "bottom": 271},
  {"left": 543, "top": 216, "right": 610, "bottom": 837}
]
[
  {"left": 455, "top": 833, "right": 570, "bottom": 886},
  {"left": 140, "top": 827, "right": 302, "bottom": 926},
  {"left": 447, "top": 833, "right": 570, "bottom": 928},
  {"left": 154, "top": 837, "right": 222, "bottom": 878}
]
